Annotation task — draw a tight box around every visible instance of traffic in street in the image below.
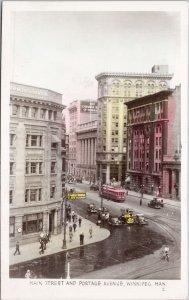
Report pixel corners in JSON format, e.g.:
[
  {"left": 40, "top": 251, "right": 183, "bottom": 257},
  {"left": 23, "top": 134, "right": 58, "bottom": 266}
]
[{"left": 9, "top": 182, "right": 180, "bottom": 279}]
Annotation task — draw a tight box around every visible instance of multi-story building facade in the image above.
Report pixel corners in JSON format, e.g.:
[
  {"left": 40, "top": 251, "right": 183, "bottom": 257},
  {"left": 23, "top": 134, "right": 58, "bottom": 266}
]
[
  {"left": 68, "top": 100, "right": 97, "bottom": 176},
  {"left": 125, "top": 87, "right": 181, "bottom": 199},
  {"left": 95, "top": 65, "right": 173, "bottom": 184},
  {"left": 9, "top": 82, "right": 66, "bottom": 245},
  {"left": 76, "top": 120, "right": 97, "bottom": 182}
]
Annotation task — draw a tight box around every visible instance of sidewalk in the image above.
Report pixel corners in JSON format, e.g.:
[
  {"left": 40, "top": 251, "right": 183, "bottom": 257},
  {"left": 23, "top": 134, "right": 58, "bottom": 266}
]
[
  {"left": 10, "top": 216, "right": 110, "bottom": 266},
  {"left": 128, "top": 190, "right": 181, "bottom": 208}
]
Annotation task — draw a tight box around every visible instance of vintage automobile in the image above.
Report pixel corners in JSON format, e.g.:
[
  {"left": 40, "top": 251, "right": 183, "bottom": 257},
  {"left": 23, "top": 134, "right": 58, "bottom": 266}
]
[
  {"left": 148, "top": 199, "right": 161, "bottom": 209},
  {"left": 153, "top": 197, "right": 164, "bottom": 207},
  {"left": 134, "top": 213, "right": 148, "bottom": 225},
  {"left": 86, "top": 203, "right": 98, "bottom": 214},
  {"left": 120, "top": 209, "right": 135, "bottom": 225},
  {"left": 107, "top": 216, "right": 122, "bottom": 226},
  {"left": 90, "top": 184, "right": 99, "bottom": 191}
]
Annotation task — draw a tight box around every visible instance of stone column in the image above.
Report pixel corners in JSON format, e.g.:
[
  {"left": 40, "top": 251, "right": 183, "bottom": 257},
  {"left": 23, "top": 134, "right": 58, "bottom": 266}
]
[
  {"left": 106, "top": 164, "right": 110, "bottom": 184},
  {"left": 85, "top": 139, "right": 87, "bottom": 166},
  {"left": 54, "top": 209, "right": 58, "bottom": 235},
  {"left": 171, "top": 170, "right": 176, "bottom": 198},
  {"left": 91, "top": 138, "right": 94, "bottom": 166},
  {"left": 88, "top": 139, "right": 91, "bottom": 166}
]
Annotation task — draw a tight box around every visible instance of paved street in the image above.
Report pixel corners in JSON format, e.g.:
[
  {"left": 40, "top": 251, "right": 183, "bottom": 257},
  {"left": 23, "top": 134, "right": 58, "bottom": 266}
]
[{"left": 10, "top": 183, "right": 180, "bottom": 279}]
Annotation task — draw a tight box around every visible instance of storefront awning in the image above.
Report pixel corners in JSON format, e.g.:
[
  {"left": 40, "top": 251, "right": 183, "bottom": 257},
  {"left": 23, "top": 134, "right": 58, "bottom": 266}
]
[{"left": 52, "top": 135, "right": 61, "bottom": 143}]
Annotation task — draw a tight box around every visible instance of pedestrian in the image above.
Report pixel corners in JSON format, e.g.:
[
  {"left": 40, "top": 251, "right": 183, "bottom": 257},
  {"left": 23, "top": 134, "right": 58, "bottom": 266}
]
[
  {"left": 69, "top": 231, "right": 73, "bottom": 242},
  {"left": 71, "top": 210, "right": 75, "bottom": 222},
  {"left": 25, "top": 269, "right": 32, "bottom": 278},
  {"left": 46, "top": 231, "right": 50, "bottom": 242},
  {"left": 73, "top": 222, "right": 77, "bottom": 232},
  {"left": 80, "top": 232, "right": 84, "bottom": 245},
  {"left": 69, "top": 225, "right": 72, "bottom": 233},
  {"left": 78, "top": 217, "right": 82, "bottom": 227},
  {"left": 89, "top": 225, "right": 93, "bottom": 238},
  {"left": 39, "top": 240, "right": 45, "bottom": 255},
  {"left": 68, "top": 213, "right": 71, "bottom": 222},
  {"left": 14, "top": 240, "right": 20, "bottom": 255},
  {"left": 75, "top": 214, "right": 78, "bottom": 222},
  {"left": 140, "top": 198, "right": 142, "bottom": 206}
]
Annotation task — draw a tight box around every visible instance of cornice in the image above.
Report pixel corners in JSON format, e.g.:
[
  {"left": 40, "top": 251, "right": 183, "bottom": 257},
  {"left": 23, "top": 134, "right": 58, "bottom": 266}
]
[
  {"left": 10, "top": 96, "right": 65, "bottom": 110},
  {"left": 95, "top": 72, "right": 173, "bottom": 81}
]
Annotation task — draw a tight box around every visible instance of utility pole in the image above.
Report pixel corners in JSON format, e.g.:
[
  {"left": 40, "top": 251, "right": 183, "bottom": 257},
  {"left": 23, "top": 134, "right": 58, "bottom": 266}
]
[{"left": 62, "top": 189, "right": 67, "bottom": 249}]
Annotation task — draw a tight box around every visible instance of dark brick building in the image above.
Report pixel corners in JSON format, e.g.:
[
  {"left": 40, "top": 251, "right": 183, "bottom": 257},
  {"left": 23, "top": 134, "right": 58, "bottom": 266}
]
[{"left": 125, "top": 87, "right": 181, "bottom": 199}]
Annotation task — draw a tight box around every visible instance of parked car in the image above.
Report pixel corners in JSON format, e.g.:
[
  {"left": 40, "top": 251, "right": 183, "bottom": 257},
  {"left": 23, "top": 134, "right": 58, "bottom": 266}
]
[
  {"left": 90, "top": 184, "right": 99, "bottom": 191},
  {"left": 153, "top": 197, "right": 164, "bottom": 207},
  {"left": 87, "top": 203, "right": 97, "bottom": 214},
  {"left": 148, "top": 199, "right": 161, "bottom": 209},
  {"left": 107, "top": 216, "right": 122, "bottom": 226},
  {"left": 135, "top": 213, "right": 148, "bottom": 225}
]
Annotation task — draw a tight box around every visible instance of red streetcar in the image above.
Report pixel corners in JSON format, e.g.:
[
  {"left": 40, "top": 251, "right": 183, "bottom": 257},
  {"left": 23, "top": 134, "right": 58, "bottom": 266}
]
[{"left": 99, "top": 185, "right": 126, "bottom": 202}]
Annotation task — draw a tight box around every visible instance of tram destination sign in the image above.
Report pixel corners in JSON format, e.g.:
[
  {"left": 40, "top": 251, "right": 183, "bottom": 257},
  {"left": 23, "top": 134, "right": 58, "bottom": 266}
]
[{"left": 68, "top": 192, "right": 86, "bottom": 200}]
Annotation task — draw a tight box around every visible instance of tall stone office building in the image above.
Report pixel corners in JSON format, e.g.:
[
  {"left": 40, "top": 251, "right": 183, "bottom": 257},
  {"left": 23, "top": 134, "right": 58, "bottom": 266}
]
[
  {"left": 95, "top": 65, "right": 173, "bottom": 184},
  {"left": 68, "top": 100, "right": 97, "bottom": 177},
  {"left": 9, "top": 82, "right": 66, "bottom": 245}
]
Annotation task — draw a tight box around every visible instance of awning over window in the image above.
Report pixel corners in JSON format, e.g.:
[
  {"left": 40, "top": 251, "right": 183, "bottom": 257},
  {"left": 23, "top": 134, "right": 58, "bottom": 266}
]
[
  {"left": 125, "top": 176, "right": 130, "bottom": 183},
  {"left": 52, "top": 135, "right": 61, "bottom": 143}
]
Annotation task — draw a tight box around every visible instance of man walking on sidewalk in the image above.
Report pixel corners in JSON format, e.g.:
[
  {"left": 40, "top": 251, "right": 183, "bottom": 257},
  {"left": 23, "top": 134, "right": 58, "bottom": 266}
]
[
  {"left": 14, "top": 240, "right": 20, "bottom": 255},
  {"left": 73, "top": 222, "right": 77, "bottom": 232},
  {"left": 80, "top": 232, "right": 84, "bottom": 245},
  {"left": 78, "top": 217, "right": 82, "bottom": 227},
  {"left": 89, "top": 225, "right": 93, "bottom": 238}
]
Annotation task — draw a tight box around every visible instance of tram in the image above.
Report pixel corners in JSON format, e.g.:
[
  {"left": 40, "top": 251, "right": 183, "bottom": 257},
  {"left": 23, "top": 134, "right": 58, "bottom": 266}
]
[{"left": 99, "top": 185, "right": 126, "bottom": 202}]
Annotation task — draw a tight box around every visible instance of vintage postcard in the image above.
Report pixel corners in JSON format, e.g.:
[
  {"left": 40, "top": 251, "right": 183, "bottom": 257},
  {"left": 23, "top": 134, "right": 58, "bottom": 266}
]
[{"left": 1, "top": 1, "right": 188, "bottom": 299}]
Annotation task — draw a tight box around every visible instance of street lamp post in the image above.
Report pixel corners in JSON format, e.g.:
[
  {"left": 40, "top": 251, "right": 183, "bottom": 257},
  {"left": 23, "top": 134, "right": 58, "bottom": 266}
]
[{"left": 62, "top": 193, "right": 67, "bottom": 249}]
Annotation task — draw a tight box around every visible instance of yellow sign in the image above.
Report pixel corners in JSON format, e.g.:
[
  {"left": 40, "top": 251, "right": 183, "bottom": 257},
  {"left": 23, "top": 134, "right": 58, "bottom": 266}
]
[{"left": 68, "top": 192, "right": 86, "bottom": 200}]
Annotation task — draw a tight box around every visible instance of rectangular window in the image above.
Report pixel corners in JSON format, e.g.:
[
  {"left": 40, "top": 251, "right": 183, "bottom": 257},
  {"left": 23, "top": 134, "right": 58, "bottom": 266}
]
[
  {"left": 31, "top": 108, "right": 37, "bottom": 118},
  {"left": 51, "top": 162, "right": 56, "bottom": 173},
  {"left": 26, "top": 135, "right": 29, "bottom": 147},
  {"left": 12, "top": 105, "right": 18, "bottom": 116},
  {"left": 40, "top": 109, "right": 45, "bottom": 119},
  {"left": 156, "top": 150, "right": 158, "bottom": 159},
  {"left": 31, "top": 135, "right": 38, "bottom": 146},
  {"left": 115, "top": 123, "right": 118, "bottom": 127},
  {"left": 9, "top": 217, "right": 15, "bottom": 237},
  {"left": 22, "top": 213, "right": 43, "bottom": 235},
  {"left": 9, "top": 190, "right": 13, "bottom": 204},
  {"left": 31, "top": 162, "right": 37, "bottom": 174},
  {"left": 25, "top": 189, "right": 29, "bottom": 202},
  {"left": 50, "top": 186, "right": 56, "bottom": 198},
  {"left": 22, "top": 106, "right": 28, "bottom": 117},
  {"left": 38, "top": 189, "right": 42, "bottom": 201},
  {"left": 39, "top": 162, "right": 43, "bottom": 174},
  {"left": 39, "top": 136, "right": 43, "bottom": 147},
  {"left": 25, "top": 162, "right": 29, "bottom": 174},
  {"left": 30, "top": 189, "right": 37, "bottom": 201},
  {"left": 10, "top": 134, "right": 15, "bottom": 146},
  {"left": 156, "top": 137, "right": 158, "bottom": 146},
  {"left": 51, "top": 143, "right": 57, "bottom": 149},
  {"left": 10, "top": 162, "right": 14, "bottom": 175}
]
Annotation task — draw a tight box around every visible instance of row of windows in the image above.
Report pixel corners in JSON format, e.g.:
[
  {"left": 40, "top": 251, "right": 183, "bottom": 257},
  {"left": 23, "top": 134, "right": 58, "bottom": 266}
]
[
  {"left": 130, "top": 161, "right": 162, "bottom": 173},
  {"left": 10, "top": 161, "right": 57, "bottom": 175},
  {"left": 10, "top": 185, "right": 57, "bottom": 205},
  {"left": 11, "top": 104, "right": 57, "bottom": 121},
  {"left": 10, "top": 134, "right": 62, "bottom": 148}
]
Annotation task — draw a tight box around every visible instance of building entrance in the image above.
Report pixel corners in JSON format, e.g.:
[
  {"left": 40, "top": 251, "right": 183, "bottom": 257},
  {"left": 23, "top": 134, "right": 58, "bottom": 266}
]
[{"left": 49, "top": 210, "right": 55, "bottom": 234}]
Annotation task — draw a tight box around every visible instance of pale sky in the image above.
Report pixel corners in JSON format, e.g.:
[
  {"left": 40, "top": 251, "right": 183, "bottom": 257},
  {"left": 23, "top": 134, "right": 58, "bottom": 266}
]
[{"left": 10, "top": 11, "right": 181, "bottom": 106}]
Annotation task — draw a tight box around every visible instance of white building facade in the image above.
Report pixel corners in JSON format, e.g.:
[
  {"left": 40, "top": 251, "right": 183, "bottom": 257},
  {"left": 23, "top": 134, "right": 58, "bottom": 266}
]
[
  {"left": 95, "top": 65, "right": 173, "bottom": 185},
  {"left": 9, "top": 82, "right": 66, "bottom": 245}
]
